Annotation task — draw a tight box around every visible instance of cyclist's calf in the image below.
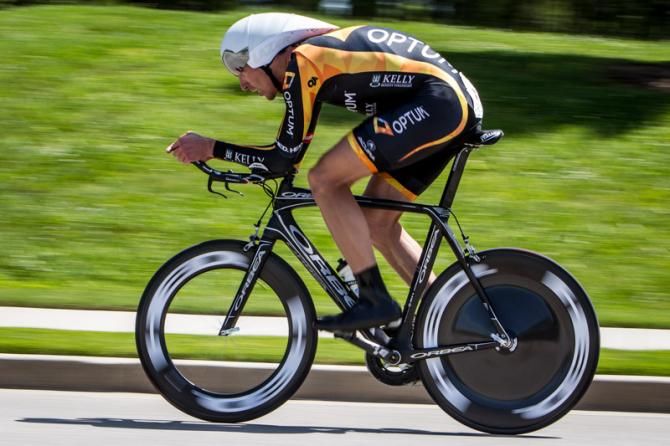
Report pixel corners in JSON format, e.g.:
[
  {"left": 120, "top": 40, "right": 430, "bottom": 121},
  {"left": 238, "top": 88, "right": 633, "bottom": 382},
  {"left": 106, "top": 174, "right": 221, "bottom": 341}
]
[{"left": 362, "top": 207, "right": 401, "bottom": 252}]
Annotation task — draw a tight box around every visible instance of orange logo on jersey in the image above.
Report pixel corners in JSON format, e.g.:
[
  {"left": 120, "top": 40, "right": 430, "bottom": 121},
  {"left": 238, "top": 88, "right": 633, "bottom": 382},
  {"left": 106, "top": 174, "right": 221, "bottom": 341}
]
[
  {"left": 373, "top": 117, "right": 394, "bottom": 136},
  {"left": 283, "top": 71, "right": 296, "bottom": 90}
]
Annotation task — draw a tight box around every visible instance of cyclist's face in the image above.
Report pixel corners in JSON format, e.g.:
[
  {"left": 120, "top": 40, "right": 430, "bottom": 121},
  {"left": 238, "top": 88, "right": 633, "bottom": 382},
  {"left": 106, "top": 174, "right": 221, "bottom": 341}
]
[{"left": 238, "top": 66, "right": 277, "bottom": 100}]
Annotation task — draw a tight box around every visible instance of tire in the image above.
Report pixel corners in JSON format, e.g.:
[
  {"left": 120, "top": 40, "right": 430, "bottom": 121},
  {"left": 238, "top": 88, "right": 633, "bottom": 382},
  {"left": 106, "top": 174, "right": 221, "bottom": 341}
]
[
  {"left": 136, "top": 240, "right": 317, "bottom": 422},
  {"left": 415, "top": 248, "right": 599, "bottom": 434}
]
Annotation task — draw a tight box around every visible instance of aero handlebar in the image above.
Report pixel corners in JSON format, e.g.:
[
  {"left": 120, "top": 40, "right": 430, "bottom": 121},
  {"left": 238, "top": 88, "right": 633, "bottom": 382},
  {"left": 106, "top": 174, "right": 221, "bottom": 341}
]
[{"left": 191, "top": 161, "right": 267, "bottom": 184}]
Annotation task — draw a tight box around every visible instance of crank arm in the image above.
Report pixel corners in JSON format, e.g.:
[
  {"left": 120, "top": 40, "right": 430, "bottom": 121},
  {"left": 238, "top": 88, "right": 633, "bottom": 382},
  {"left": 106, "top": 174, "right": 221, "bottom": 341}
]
[{"left": 334, "top": 331, "right": 401, "bottom": 365}]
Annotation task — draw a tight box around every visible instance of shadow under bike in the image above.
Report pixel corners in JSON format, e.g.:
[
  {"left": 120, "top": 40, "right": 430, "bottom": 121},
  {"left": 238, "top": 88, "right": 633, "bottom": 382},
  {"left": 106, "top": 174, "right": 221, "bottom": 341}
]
[{"left": 136, "top": 127, "right": 599, "bottom": 435}]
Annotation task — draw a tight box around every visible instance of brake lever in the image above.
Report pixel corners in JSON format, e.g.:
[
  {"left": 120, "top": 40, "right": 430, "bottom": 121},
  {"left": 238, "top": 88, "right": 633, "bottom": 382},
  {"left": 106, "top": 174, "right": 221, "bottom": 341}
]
[
  {"left": 207, "top": 176, "right": 228, "bottom": 199},
  {"left": 225, "top": 182, "right": 243, "bottom": 197}
]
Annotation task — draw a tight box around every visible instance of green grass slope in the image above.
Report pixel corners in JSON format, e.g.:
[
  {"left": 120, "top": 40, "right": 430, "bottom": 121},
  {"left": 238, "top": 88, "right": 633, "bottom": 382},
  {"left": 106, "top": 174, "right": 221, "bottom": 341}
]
[{"left": 0, "top": 5, "right": 668, "bottom": 327}]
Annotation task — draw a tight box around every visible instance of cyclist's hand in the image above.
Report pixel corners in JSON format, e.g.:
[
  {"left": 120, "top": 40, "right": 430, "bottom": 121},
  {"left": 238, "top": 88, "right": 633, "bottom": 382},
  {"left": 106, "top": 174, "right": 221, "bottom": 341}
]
[{"left": 166, "top": 131, "right": 215, "bottom": 164}]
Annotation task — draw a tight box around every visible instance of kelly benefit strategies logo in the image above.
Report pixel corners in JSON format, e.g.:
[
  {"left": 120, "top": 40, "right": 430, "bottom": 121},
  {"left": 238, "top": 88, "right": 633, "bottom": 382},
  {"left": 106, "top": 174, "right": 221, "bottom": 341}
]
[{"left": 370, "top": 73, "right": 415, "bottom": 88}]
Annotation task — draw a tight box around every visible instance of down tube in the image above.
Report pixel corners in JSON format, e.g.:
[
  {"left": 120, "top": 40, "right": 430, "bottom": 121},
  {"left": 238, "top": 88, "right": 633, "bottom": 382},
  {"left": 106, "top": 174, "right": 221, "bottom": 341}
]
[{"left": 264, "top": 212, "right": 357, "bottom": 311}]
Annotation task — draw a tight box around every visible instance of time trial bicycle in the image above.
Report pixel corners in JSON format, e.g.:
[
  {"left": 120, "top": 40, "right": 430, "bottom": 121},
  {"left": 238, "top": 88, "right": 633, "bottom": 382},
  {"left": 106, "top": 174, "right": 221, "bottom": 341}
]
[{"left": 136, "top": 126, "right": 599, "bottom": 434}]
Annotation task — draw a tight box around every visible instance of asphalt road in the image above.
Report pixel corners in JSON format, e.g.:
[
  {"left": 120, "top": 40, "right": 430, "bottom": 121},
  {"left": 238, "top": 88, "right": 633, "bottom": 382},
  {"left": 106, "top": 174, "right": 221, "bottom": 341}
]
[{"left": 1, "top": 389, "right": 668, "bottom": 446}]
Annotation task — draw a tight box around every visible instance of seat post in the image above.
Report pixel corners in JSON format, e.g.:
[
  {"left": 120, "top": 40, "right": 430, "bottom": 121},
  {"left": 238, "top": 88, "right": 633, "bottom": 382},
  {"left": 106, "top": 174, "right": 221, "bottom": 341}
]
[{"left": 439, "top": 146, "right": 473, "bottom": 210}]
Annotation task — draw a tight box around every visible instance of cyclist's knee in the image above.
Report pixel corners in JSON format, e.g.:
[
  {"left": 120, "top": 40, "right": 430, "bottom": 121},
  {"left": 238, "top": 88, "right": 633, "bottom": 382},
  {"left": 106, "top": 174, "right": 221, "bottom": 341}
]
[
  {"left": 309, "top": 138, "right": 372, "bottom": 196},
  {"left": 308, "top": 161, "right": 352, "bottom": 196},
  {"left": 307, "top": 164, "right": 330, "bottom": 196}
]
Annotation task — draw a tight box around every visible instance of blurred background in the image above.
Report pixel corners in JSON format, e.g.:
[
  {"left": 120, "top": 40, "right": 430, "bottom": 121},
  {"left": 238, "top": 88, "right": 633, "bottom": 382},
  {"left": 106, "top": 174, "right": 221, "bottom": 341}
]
[
  {"left": 0, "top": 1, "right": 668, "bottom": 369},
  {"left": 4, "top": 0, "right": 667, "bottom": 38}
]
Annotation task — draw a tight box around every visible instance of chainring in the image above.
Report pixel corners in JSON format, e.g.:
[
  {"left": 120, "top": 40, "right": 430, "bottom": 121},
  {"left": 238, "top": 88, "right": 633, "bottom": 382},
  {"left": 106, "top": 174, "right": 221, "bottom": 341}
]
[{"left": 365, "top": 353, "right": 420, "bottom": 386}]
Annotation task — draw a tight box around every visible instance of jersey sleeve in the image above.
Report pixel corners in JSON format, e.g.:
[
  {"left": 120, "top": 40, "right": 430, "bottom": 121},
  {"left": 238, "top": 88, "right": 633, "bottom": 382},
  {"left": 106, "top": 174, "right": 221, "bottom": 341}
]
[
  {"left": 212, "top": 52, "right": 320, "bottom": 172},
  {"left": 274, "top": 52, "right": 320, "bottom": 163}
]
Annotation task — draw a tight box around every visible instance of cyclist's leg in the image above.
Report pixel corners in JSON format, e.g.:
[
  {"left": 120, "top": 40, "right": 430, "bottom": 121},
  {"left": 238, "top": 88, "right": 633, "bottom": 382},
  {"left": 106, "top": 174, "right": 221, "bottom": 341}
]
[
  {"left": 309, "top": 136, "right": 402, "bottom": 331},
  {"left": 359, "top": 85, "right": 474, "bottom": 287},
  {"left": 307, "top": 135, "right": 377, "bottom": 273},
  {"left": 313, "top": 83, "right": 470, "bottom": 331},
  {"left": 361, "top": 176, "right": 434, "bottom": 286},
  {"left": 360, "top": 138, "right": 464, "bottom": 287}
]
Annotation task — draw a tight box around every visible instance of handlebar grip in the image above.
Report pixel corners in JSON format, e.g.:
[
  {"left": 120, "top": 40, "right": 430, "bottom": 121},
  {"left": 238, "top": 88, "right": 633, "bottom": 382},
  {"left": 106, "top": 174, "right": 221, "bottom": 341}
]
[{"left": 192, "top": 160, "right": 214, "bottom": 175}]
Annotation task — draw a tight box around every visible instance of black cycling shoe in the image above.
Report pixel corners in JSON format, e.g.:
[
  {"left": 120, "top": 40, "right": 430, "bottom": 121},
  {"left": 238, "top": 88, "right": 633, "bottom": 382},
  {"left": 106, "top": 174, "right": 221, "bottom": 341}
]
[{"left": 316, "top": 291, "right": 402, "bottom": 332}]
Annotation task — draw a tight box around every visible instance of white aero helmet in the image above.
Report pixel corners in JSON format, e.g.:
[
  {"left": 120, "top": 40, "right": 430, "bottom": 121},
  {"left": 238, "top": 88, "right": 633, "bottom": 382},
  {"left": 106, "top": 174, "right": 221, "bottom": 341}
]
[{"left": 220, "top": 13, "right": 337, "bottom": 76}]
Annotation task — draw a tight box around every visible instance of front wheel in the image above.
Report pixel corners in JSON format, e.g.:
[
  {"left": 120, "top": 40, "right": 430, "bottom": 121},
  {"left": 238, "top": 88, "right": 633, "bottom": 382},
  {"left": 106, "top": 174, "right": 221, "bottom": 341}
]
[
  {"left": 136, "top": 240, "right": 317, "bottom": 423},
  {"left": 415, "top": 249, "right": 599, "bottom": 434}
]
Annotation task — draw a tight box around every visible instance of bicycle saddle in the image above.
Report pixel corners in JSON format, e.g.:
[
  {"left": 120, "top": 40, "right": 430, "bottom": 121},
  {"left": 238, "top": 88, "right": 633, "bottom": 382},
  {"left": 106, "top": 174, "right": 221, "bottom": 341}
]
[{"left": 462, "top": 127, "right": 504, "bottom": 146}]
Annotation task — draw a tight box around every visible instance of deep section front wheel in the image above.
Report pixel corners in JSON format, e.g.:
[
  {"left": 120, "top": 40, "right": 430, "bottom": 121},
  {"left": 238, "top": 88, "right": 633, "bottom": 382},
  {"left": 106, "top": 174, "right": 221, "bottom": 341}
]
[
  {"left": 136, "top": 240, "right": 317, "bottom": 422},
  {"left": 415, "top": 248, "right": 599, "bottom": 434}
]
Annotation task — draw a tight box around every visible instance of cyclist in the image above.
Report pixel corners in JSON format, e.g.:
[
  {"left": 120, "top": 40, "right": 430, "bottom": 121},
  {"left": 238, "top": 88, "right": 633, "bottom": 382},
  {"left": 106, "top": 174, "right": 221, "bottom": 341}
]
[{"left": 167, "top": 12, "right": 484, "bottom": 331}]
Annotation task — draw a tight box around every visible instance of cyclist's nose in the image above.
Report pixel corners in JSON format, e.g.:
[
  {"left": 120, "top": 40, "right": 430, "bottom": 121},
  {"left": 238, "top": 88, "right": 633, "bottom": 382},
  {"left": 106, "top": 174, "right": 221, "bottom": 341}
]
[{"left": 239, "top": 76, "right": 249, "bottom": 92}]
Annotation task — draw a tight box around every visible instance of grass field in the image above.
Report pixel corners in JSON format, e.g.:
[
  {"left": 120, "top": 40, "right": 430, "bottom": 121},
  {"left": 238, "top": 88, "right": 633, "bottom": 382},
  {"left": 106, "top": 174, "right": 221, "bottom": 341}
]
[
  {"left": 0, "top": 327, "right": 668, "bottom": 376},
  {"left": 0, "top": 5, "right": 669, "bottom": 328}
]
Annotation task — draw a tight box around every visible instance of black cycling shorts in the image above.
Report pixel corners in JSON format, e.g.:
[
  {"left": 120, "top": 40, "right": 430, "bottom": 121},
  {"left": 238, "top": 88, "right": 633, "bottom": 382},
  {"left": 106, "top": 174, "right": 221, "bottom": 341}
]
[{"left": 347, "top": 82, "right": 477, "bottom": 199}]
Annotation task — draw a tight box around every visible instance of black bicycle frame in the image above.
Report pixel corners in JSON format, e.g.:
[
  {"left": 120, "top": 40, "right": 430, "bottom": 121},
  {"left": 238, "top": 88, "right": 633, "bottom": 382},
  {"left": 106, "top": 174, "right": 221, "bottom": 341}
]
[{"left": 218, "top": 146, "right": 513, "bottom": 363}]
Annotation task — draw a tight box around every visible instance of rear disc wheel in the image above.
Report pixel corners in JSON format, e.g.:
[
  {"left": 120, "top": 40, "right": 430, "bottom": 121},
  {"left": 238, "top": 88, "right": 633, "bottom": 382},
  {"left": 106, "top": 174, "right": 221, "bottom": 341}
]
[{"left": 415, "top": 249, "right": 599, "bottom": 434}]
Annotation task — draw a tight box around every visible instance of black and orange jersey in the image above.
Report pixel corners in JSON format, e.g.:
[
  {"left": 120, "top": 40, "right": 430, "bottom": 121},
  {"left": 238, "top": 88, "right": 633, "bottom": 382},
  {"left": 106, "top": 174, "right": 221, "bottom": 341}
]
[{"left": 214, "top": 25, "right": 482, "bottom": 178}]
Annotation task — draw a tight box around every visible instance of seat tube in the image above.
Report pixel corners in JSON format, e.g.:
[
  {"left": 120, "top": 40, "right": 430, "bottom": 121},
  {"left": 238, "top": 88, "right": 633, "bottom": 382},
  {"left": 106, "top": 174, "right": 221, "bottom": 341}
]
[
  {"left": 396, "top": 222, "right": 443, "bottom": 340},
  {"left": 440, "top": 148, "right": 472, "bottom": 209}
]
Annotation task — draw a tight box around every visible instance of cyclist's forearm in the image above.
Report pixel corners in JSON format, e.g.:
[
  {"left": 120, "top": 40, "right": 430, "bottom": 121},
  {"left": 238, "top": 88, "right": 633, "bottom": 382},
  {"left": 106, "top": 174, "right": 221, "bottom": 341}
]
[{"left": 213, "top": 140, "right": 294, "bottom": 172}]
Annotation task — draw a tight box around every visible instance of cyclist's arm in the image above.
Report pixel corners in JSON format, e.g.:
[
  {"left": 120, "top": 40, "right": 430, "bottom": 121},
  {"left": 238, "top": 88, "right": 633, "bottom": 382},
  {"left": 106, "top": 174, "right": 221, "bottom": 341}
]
[
  {"left": 212, "top": 140, "right": 287, "bottom": 172},
  {"left": 212, "top": 53, "right": 320, "bottom": 173}
]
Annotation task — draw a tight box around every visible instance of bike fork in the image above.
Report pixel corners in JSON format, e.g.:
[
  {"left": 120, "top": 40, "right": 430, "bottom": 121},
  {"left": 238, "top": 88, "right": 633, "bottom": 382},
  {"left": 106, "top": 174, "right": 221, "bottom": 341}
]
[{"left": 218, "top": 239, "right": 275, "bottom": 336}]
